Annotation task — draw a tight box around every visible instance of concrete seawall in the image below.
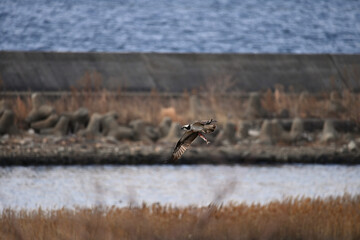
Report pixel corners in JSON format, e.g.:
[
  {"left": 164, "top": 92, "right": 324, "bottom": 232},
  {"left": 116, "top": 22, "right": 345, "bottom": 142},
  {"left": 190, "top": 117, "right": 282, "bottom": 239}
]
[{"left": 0, "top": 51, "right": 359, "bottom": 92}]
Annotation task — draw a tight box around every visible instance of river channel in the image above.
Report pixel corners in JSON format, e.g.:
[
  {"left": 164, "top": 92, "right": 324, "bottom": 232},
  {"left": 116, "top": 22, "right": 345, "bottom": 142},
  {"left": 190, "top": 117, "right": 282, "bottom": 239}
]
[{"left": 0, "top": 164, "right": 359, "bottom": 210}]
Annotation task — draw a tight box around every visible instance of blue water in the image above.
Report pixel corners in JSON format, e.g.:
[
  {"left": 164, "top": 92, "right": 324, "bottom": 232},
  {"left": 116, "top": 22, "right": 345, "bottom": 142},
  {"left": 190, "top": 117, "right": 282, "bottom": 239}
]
[{"left": 1, "top": 0, "right": 360, "bottom": 53}]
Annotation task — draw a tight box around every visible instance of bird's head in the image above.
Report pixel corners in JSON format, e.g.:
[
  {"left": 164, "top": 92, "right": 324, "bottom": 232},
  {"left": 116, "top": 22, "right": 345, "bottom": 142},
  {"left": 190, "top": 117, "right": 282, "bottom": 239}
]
[{"left": 181, "top": 124, "right": 191, "bottom": 130}]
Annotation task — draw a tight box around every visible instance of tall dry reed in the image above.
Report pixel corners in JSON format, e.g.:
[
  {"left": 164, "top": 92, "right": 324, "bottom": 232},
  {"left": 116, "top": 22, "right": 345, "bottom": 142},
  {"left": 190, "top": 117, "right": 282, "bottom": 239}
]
[{"left": 0, "top": 195, "right": 359, "bottom": 240}]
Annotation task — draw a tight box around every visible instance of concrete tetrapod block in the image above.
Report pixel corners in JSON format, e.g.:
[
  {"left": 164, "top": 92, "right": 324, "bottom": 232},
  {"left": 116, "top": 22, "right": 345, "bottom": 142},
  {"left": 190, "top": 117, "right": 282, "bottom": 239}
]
[
  {"left": 40, "top": 116, "right": 70, "bottom": 136},
  {"left": 101, "top": 111, "right": 119, "bottom": 136},
  {"left": 244, "top": 92, "right": 267, "bottom": 120},
  {"left": 101, "top": 112, "right": 135, "bottom": 141},
  {"left": 63, "top": 107, "right": 89, "bottom": 133},
  {"left": 103, "top": 111, "right": 119, "bottom": 119},
  {"left": 158, "top": 117, "right": 172, "bottom": 138},
  {"left": 129, "top": 119, "right": 152, "bottom": 143},
  {"left": 78, "top": 113, "right": 103, "bottom": 138},
  {"left": 320, "top": 119, "right": 338, "bottom": 143},
  {"left": 104, "top": 117, "right": 135, "bottom": 141},
  {"left": 26, "top": 105, "right": 56, "bottom": 124},
  {"left": 236, "top": 120, "right": 251, "bottom": 139},
  {"left": 0, "top": 109, "right": 15, "bottom": 135},
  {"left": 259, "top": 120, "right": 272, "bottom": 144},
  {"left": 145, "top": 126, "right": 160, "bottom": 142},
  {"left": 0, "top": 100, "right": 11, "bottom": 116},
  {"left": 31, "top": 113, "right": 59, "bottom": 132},
  {"left": 159, "top": 122, "right": 182, "bottom": 144},
  {"left": 259, "top": 119, "right": 288, "bottom": 145},
  {"left": 290, "top": 117, "right": 305, "bottom": 142},
  {"left": 26, "top": 93, "right": 55, "bottom": 124},
  {"left": 111, "top": 126, "right": 135, "bottom": 141},
  {"left": 215, "top": 121, "right": 237, "bottom": 145}
]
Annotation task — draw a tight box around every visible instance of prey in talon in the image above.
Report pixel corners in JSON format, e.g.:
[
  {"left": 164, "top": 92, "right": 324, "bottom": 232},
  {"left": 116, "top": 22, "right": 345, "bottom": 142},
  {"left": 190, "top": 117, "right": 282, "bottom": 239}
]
[{"left": 169, "top": 119, "right": 217, "bottom": 162}]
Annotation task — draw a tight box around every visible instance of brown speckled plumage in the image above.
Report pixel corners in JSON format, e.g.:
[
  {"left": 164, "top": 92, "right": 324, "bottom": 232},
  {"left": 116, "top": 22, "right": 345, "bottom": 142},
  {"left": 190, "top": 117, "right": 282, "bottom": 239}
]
[{"left": 169, "top": 119, "right": 217, "bottom": 162}]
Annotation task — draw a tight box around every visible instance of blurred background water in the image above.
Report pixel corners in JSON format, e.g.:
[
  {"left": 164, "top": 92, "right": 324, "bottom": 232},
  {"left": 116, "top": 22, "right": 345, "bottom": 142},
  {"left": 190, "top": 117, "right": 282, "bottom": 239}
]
[
  {"left": 0, "top": 165, "right": 359, "bottom": 210},
  {"left": 1, "top": 0, "right": 360, "bottom": 53}
]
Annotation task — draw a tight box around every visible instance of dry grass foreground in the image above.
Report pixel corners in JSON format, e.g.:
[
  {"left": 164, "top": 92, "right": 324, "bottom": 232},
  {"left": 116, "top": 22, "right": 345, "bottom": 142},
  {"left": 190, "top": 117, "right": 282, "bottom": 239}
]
[{"left": 0, "top": 195, "right": 359, "bottom": 240}]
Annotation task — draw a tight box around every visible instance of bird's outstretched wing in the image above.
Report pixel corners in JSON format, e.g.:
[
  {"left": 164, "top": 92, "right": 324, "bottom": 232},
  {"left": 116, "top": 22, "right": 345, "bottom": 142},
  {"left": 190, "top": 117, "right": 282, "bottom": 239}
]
[{"left": 170, "top": 131, "right": 198, "bottom": 162}]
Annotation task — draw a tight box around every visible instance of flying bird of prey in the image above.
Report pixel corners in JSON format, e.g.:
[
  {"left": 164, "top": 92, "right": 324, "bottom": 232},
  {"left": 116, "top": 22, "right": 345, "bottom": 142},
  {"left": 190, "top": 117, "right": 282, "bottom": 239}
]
[{"left": 169, "top": 119, "right": 217, "bottom": 162}]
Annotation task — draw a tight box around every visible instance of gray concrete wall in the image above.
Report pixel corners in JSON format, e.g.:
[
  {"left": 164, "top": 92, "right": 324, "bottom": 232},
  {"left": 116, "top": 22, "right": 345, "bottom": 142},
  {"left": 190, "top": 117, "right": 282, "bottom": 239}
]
[{"left": 0, "top": 51, "right": 359, "bottom": 92}]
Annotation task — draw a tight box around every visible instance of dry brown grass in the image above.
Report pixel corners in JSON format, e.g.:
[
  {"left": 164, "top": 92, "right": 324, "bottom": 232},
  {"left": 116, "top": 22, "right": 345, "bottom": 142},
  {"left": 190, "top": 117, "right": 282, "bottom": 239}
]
[
  {"left": 343, "top": 89, "right": 360, "bottom": 125},
  {"left": 3, "top": 85, "right": 360, "bottom": 130},
  {"left": 0, "top": 195, "right": 359, "bottom": 240},
  {"left": 2, "top": 71, "right": 360, "bottom": 129},
  {"left": 8, "top": 90, "right": 190, "bottom": 126}
]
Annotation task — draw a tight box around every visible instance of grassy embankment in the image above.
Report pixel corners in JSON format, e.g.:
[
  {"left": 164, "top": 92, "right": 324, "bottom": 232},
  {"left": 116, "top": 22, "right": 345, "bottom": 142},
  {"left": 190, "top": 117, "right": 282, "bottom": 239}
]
[{"left": 1, "top": 194, "right": 359, "bottom": 240}]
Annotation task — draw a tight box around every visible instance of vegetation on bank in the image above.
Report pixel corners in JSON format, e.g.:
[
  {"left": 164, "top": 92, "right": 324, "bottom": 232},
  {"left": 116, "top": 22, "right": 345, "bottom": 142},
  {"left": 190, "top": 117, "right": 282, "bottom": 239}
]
[
  {"left": 7, "top": 87, "right": 360, "bottom": 127},
  {"left": 1, "top": 194, "right": 359, "bottom": 240},
  {"left": 1, "top": 72, "right": 358, "bottom": 128}
]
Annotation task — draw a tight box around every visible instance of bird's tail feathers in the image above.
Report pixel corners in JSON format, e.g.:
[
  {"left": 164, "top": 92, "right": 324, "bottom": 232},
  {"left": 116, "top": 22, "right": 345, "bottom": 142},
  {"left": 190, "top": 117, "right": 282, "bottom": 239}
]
[{"left": 203, "top": 124, "right": 216, "bottom": 133}]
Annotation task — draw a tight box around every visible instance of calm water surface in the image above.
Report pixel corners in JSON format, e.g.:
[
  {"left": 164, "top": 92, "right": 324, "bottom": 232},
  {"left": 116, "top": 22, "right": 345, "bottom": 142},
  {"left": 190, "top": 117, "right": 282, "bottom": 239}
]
[
  {"left": 0, "top": 164, "right": 359, "bottom": 210},
  {"left": 1, "top": 0, "right": 360, "bottom": 53}
]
